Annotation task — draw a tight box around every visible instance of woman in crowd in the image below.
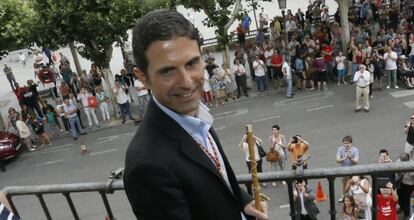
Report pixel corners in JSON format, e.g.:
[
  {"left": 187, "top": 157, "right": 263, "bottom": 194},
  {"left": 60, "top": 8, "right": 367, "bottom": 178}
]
[
  {"left": 95, "top": 85, "right": 111, "bottom": 123},
  {"left": 340, "top": 194, "right": 359, "bottom": 220},
  {"left": 6, "top": 108, "right": 19, "bottom": 132},
  {"left": 267, "top": 124, "right": 287, "bottom": 186},
  {"left": 344, "top": 176, "right": 371, "bottom": 220}
]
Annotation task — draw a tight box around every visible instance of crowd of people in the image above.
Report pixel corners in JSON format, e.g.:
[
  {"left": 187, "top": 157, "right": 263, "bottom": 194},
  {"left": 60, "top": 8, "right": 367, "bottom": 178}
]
[
  {"left": 241, "top": 122, "right": 413, "bottom": 220},
  {"left": 200, "top": 0, "right": 414, "bottom": 114},
  {"left": 3, "top": 50, "right": 150, "bottom": 155}
]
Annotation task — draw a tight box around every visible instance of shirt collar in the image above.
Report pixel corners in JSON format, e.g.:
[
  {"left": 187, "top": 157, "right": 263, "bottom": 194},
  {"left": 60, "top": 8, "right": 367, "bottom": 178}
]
[{"left": 153, "top": 96, "right": 213, "bottom": 145}]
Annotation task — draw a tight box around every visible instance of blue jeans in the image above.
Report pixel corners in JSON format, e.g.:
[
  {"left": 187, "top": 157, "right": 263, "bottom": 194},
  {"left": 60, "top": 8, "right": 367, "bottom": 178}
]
[
  {"left": 285, "top": 76, "right": 292, "bottom": 97},
  {"left": 68, "top": 116, "right": 86, "bottom": 139},
  {"left": 119, "top": 101, "right": 133, "bottom": 122},
  {"left": 352, "top": 63, "right": 359, "bottom": 77},
  {"left": 255, "top": 75, "right": 267, "bottom": 93},
  {"left": 409, "top": 55, "right": 414, "bottom": 68},
  {"left": 386, "top": 69, "right": 397, "bottom": 87},
  {"left": 137, "top": 94, "right": 149, "bottom": 119}
]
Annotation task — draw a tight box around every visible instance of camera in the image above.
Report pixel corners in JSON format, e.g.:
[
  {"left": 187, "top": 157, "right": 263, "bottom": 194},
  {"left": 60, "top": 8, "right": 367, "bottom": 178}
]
[{"left": 291, "top": 136, "right": 299, "bottom": 144}]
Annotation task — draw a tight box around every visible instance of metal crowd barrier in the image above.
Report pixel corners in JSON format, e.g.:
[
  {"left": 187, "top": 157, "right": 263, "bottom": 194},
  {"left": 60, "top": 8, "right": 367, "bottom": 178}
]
[{"left": 2, "top": 162, "right": 414, "bottom": 220}]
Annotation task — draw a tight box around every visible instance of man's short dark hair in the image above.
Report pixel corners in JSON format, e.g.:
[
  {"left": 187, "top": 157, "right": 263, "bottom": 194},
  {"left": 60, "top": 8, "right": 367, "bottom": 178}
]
[
  {"left": 132, "top": 9, "right": 200, "bottom": 75},
  {"left": 342, "top": 135, "right": 352, "bottom": 143},
  {"left": 379, "top": 149, "right": 389, "bottom": 155}
]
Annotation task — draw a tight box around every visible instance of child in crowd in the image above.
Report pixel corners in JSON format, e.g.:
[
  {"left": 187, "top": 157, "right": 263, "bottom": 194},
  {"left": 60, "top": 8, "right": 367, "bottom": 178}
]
[{"left": 29, "top": 115, "right": 52, "bottom": 147}]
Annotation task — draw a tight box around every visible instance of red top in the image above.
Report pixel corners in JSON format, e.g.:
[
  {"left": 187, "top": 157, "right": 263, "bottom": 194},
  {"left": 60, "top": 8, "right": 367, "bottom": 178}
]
[
  {"left": 322, "top": 45, "right": 333, "bottom": 62},
  {"left": 356, "top": 52, "right": 363, "bottom": 64},
  {"left": 13, "top": 87, "right": 25, "bottom": 101},
  {"left": 271, "top": 54, "right": 283, "bottom": 67},
  {"left": 376, "top": 194, "right": 398, "bottom": 220},
  {"left": 236, "top": 26, "right": 245, "bottom": 35}
]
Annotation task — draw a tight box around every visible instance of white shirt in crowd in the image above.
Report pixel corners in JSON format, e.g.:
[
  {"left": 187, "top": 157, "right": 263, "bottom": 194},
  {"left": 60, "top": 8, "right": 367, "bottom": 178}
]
[
  {"left": 16, "top": 120, "right": 31, "bottom": 138},
  {"left": 134, "top": 79, "right": 149, "bottom": 96},
  {"left": 264, "top": 49, "right": 273, "bottom": 66},
  {"left": 253, "top": 59, "right": 266, "bottom": 77},
  {"left": 282, "top": 61, "right": 291, "bottom": 79},
  {"left": 383, "top": 51, "right": 398, "bottom": 70},
  {"left": 203, "top": 70, "right": 211, "bottom": 92},
  {"left": 242, "top": 142, "right": 260, "bottom": 162},
  {"left": 234, "top": 64, "right": 246, "bottom": 76},
  {"left": 113, "top": 86, "right": 129, "bottom": 104},
  {"left": 353, "top": 69, "right": 370, "bottom": 87},
  {"left": 335, "top": 55, "right": 346, "bottom": 70},
  {"left": 77, "top": 92, "right": 92, "bottom": 107}
]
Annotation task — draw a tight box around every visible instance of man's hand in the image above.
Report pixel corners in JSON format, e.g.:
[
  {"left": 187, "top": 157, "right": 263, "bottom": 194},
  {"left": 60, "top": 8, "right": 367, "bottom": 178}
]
[{"left": 244, "top": 200, "right": 268, "bottom": 220}]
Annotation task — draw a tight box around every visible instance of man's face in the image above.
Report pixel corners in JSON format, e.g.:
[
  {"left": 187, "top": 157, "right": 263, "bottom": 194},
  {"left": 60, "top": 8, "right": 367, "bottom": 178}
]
[
  {"left": 136, "top": 37, "right": 204, "bottom": 116},
  {"left": 343, "top": 141, "right": 351, "bottom": 150},
  {"left": 64, "top": 99, "right": 70, "bottom": 105}
]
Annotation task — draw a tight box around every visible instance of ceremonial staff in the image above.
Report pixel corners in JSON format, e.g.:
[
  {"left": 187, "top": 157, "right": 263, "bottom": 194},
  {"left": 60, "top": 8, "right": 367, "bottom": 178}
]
[{"left": 245, "top": 125, "right": 269, "bottom": 211}]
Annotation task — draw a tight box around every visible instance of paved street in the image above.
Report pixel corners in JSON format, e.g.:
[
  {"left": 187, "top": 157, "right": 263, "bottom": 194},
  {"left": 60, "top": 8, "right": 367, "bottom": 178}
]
[{"left": 0, "top": 79, "right": 412, "bottom": 219}]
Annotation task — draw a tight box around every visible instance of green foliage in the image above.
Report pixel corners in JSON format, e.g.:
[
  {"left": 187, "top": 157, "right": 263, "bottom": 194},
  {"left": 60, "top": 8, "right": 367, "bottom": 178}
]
[
  {"left": 178, "top": 0, "right": 238, "bottom": 48},
  {"left": 29, "top": 0, "right": 170, "bottom": 67},
  {"left": 0, "top": 0, "right": 35, "bottom": 59}
]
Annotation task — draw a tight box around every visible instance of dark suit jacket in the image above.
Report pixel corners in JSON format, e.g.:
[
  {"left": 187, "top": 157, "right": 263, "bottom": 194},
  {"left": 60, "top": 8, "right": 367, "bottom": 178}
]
[
  {"left": 294, "top": 187, "right": 319, "bottom": 220},
  {"left": 124, "top": 99, "right": 253, "bottom": 220}
]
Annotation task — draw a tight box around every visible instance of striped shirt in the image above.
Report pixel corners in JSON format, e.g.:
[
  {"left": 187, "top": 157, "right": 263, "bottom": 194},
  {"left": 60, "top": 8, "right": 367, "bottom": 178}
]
[{"left": 0, "top": 202, "right": 19, "bottom": 220}]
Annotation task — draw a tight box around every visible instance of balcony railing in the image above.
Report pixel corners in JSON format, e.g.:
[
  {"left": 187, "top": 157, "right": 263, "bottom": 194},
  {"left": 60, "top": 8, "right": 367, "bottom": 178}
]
[{"left": 2, "top": 162, "right": 414, "bottom": 220}]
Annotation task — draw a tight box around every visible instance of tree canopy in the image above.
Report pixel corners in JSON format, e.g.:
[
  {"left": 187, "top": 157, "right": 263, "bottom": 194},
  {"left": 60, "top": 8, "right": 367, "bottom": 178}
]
[
  {"left": 0, "top": 0, "right": 35, "bottom": 59},
  {"left": 29, "top": 0, "right": 171, "bottom": 68}
]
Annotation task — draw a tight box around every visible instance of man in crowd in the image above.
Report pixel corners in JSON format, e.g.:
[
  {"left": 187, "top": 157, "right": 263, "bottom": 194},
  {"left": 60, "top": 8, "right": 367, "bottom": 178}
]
[
  {"left": 353, "top": 64, "right": 370, "bottom": 113},
  {"left": 3, "top": 64, "right": 17, "bottom": 91},
  {"left": 336, "top": 135, "right": 359, "bottom": 203},
  {"left": 124, "top": 9, "right": 267, "bottom": 220},
  {"left": 383, "top": 46, "right": 398, "bottom": 89}
]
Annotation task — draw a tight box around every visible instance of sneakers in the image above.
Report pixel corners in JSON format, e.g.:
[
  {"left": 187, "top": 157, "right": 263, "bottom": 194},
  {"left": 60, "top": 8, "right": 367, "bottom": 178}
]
[
  {"left": 262, "top": 182, "right": 267, "bottom": 187},
  {"left": 282, "top": 181, "right": 286, "bottom": 185},
  {"left": 272, "top": 182, "right": 276, "bottom": 187},
  {"left": 386, "top": 85, "right": 390, "bottom": 89},
  {"left": 343, "top": 81, "right": 348, "bottom": 85},
  {"left": 60, "top": 129, "right": 64, "bottom": 132},
  {"left": 394, "top": 85, "right": 399, "bottom": 89},
  {"left": 29, "top": 147, "right": 35, "bottom": 152}
]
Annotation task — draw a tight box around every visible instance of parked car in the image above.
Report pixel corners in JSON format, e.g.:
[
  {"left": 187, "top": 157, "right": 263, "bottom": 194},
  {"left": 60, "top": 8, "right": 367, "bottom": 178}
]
[{"left": 0, "top": 131, "right": 21, "bottom": 161}]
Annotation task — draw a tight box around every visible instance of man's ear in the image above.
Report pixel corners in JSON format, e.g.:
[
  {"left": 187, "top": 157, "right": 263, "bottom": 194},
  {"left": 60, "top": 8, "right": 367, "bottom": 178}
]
[{"left": 133, "top": 67, "right": 148, "bottom": 86}]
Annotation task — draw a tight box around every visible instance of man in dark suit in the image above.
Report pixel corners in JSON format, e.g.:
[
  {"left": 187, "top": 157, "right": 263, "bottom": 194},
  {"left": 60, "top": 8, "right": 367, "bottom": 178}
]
[{"left": 123, "top": 9, "right": 268, "bottom": 220}]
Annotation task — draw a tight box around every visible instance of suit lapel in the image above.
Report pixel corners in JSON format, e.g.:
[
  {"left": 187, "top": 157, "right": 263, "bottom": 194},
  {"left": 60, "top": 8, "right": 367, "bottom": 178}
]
[{"left": 146, "top": 99, "right": 237, "bottom": 197}]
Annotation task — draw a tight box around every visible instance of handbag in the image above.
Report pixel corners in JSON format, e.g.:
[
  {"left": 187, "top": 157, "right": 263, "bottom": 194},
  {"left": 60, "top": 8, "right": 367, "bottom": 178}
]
[
  {"left": 256, "top": 142, "right": 267, "bottom": 158},
  {"left": 88, "top": 96, "right": 98, "bottom": 108},
  {"left": 266, "top": 148, "right": 280, "bottom": 162}
]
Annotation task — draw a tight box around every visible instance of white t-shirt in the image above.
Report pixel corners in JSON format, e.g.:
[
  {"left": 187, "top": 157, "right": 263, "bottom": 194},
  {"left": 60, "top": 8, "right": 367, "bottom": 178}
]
[
  {"left": 134, "top": 79, "right": 149, "bottom": 96},
  {"left": 383, "top": 51, "right": 398, "bottom": 70},
  {"left": 234, "top": 64, "right": 246, "bottom": 76},
  {"left": 264, "top": 49, "right": 273, "bottom": 66},
  {"left": 282, "top": 62, "right": 291, "bottom": 78},
  {"left": 16, "top": 120, "right": 31, "bottom": 138},
  {"left": 77, "top": 92, "right": 92, "bottom": 107},
  {"left": 203, "top": 70, "right": 211, "bottom": 92},
  {"left": 113, "top": 86, "right": 129, "bottom": 104},
  {"left": 253, "top": 60, "right": 266, "bottom": 77},
  {"left": 242, "top": 142, "right": 260, "bottom": 162},
  {"left": 335, "top": 56, "right": 346, "bottom": 70}
]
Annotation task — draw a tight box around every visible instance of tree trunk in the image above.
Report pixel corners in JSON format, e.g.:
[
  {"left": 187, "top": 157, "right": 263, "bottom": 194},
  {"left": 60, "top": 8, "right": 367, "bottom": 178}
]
[
  {"left": 338, "top": 0, "right": 350, "bottom": 55},
  {"left": 100, "top": 45, "right": 119, "bottom": 119},
  {"left": 68, "top": 42, "right": 83, "bottom": 77},
  {"left": 101, "top": 68, "right": 119, "bottom": 119},
  {"left": 221, "top": 0, "right": 242, "bottom": 68}
]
